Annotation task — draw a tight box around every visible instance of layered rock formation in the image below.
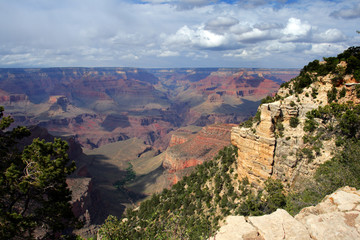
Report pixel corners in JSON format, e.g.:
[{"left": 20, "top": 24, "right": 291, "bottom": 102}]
[
  {"left": 163, "top": 123, "right": 235, "bottom": 174},
  {"left": 230, "top": 63, "right": 356, "bottom": 186},
  {"left": 126, "top": 124, "right": 235, "bottom": 196},
  {"left": 212, "top": 186, "right": 360, "bottom": 240},
  {"left": 0, "top": 67, "right": 298, "bottom": 150}
]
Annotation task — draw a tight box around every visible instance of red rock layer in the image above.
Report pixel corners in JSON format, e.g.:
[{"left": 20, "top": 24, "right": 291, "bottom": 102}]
[{"left": 163, "top": 124, "right": 236, "bottom": 182}]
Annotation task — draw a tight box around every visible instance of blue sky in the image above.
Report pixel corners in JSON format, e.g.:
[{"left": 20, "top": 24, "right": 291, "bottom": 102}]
[{"left": 0, "top": 0, "right": 359, "bottom": 68}]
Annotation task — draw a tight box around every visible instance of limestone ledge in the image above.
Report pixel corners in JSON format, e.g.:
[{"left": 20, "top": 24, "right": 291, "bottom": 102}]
[{"left": 212, "top": 186, "right": 360, "bottom": 240}]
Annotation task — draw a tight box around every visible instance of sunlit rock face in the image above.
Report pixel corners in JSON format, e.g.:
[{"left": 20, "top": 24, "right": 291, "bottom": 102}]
[
  {"left": 231, "top": 65, "right": 358, "bottom": 187},
  {"left": 213, "top": 186, "right": 360, "bottom": 240}
]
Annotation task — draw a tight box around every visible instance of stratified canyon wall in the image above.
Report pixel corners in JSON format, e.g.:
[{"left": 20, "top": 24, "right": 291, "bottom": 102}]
[
  {"left": 231, "top": 62, "right": 359, "bottom": 186},
  {"left": 0, "top": 67, "right": 298, "bottom": 150}
]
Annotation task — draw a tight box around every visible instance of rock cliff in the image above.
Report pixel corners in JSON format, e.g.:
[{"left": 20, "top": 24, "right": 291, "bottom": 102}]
[
  {"left": 163, "top": 123, "right": 235, "bottom": 174},
  {"left": 212, "top": 186, "right": 360, "bottom": 240},
  {"left": 231, "top": 61, "right": 357, "bottom": 186}
]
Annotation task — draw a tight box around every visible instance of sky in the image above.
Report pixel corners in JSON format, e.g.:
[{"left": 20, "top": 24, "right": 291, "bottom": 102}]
[{"left": 0, "top": 0, "right": 359, "bottom": 68}]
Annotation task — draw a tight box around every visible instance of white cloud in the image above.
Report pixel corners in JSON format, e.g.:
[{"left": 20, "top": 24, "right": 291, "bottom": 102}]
[
  {"left": 331, "top": 3, "right": 360, "bottom": 19},
  {"left": 313, "top": 28, "right": 346, "bottom": 43},
  {"left": 157, "top": 50, "right": 180, "bottom": 57},
  {"left": 281, "top": 18, "right": 312, "bottom": 42},
  {"left": 234, "top": 28, "right": 276, "bottom": 43},
  {"left": 164, "top": 25, "right": 229, "bottom": 49}
]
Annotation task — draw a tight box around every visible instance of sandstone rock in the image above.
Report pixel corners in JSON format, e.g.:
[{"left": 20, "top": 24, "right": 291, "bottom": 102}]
[
  {"left": 209, "top": 216, "right": 260, "bottom": 240},
  {"left": 231, "top": 72, "right": 339, "bottom": 186},
  {"left": 231, "top": 103, "right": 277, "bottom": 184},
  {"left": 213, "top": 187, "right": 360, "bottom": 240},
  {"left": 295, "top": 186, "right": 360, "bottom": 240},
  {"left": 249, "top": 209, "right": 310, "bottom": 240}
]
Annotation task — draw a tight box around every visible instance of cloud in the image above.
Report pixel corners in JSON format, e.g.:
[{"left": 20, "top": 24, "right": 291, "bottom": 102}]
[
  {"left": 0, "top": 0, "right": 357, "bottom": 68},
  {"left": 313, "top": 28, "right": 346, "bottom": 43},
  {"left": 176, "top": 0, "right": 217, "bottom": 10},
  {"left": 157, "top": 50, "right": 180, "bottom": 57},
  {"left": 141, "top": 0, "right": 218, "bottom": 10},
  {"left": 164, "top": 25, "right": 231, "bottom": 49},
  {"left": 205, "top": 16, "right": 239, "bottom": 33},
  {"left": 330, "top": 3, "right": 360, "bottom": 19},
  {"left": 253, "top": 22, "right": 283, "bottom": 30},
  {"left": 281, "top": 18, "right": 312, "bottom": 42},
  {"left": 234, "top": 28, "right": 276, "bottom": 43}
]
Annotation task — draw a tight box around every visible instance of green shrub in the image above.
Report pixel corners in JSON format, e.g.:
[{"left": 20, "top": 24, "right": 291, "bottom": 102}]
[
  {"left": 240, "top": 119, "right": 253, "bottom": 128},
  {"left": 356, "top": 85, "right": 360, "bottom": 98},
  {"left": 254, "top": 110, "right": 261, "bottom": 122},
  {"left": 339, "top": 87, "right": 346, "bottom": 98},
  {"left": 304, "top": 118, "right": 318, "bottom": 132},
  {"left": 327, "top": 87, "right": 337, "bottom": 103},
  {"left": 290, "top": 117, "right": 300, "bottom": 128},
  {"left": 311, "top": 88, "right": 318, "bottom": 98},
  {"left": 261, "top": 95, "right": 275, "bottom": 104}
]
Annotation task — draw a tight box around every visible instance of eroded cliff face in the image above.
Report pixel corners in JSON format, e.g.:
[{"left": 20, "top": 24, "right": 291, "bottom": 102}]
[
  {"left": 163, "top": 124, "right": 235, "bottom": 173},
  {"left": 231, "top": 63, "right": 357, "bottom": 186},
  {"left": 231, "top": 103, "right": 278, "bottom": 184}
]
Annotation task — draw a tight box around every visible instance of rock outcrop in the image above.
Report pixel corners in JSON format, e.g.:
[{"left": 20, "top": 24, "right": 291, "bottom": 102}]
[
  {"left": 230, "top": 66, "right": 356, "bottom": 186},
  {"left": 212, "top": 186, "right": 360, "bottom": 240},
  {"left": 231, "top": 103, "right": 278, "bottom": 184}
]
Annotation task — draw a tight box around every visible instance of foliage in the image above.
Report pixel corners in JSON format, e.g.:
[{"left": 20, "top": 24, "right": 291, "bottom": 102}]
[
  {"left": 253, "top": 109, "right": 261, "bottom": 122},
  {"left": 113, "top": 163, "right": 136, "bottom": 190},
  {"left": 261, "top": 94, "right": 282, "bottom": 104},
  {"left": 327, "top": 86, "right": 338, "bottom": 103},
  {"left": 261, "top": 95, "right": 275, "bottom": 104},
  {"left": 292, "top": 74, "right": 314, "bottom": 93},
  {"left": 303, "top": 118, "right": 318, "bottom": 132},
  {"left": 99, "top": 145, "right": 239, "bottom": 239},
  {"left": 240, "top": 110, "right": 261, "bottom": 128},
  {"left": 356, "top": 85, "right": 360, "bottom": 98},
  {"left": 240, "top": 119, "right": 253, "bottom": 128},
  {"left": 0, "top": 107, "right": 77, "bottom": 239},
  {"left": 311, "top": 88, "right": 318, "bottom": 99},
  {"left": 98, "top": 145, "right": 291, "bottom": 239},
  {"left": 276, "top": 121, "right": 284, "bottom": 137},
  {"left": 287, "top": 101, "right": 360, "bottom": 215},
  {"left": 289, "top": 117, "right": 299, "bottom": 128},
  {"left": 283, "top": 46, "right": 360, "bottom": 94},
  {"left": 339, "top": 87, "right": 346, "bottom": 98}
]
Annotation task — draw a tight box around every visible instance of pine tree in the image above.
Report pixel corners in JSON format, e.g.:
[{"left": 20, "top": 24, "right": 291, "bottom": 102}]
[{"left": 0, "top": 107, "right": 77, "bottom": 239}]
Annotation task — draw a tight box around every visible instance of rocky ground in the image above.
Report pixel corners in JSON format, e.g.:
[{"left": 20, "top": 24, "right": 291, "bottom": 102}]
[{"left": 213, "top": 186, "right": 360, "bottom": 240}]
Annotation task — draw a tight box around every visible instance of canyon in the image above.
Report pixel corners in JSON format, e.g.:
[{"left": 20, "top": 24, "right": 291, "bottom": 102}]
[
  {"left": 0, "top": 67, "right": 298, "bottom": 149},
  {"left": 0, "top": 67, "right": 298, "bottom": 234}
]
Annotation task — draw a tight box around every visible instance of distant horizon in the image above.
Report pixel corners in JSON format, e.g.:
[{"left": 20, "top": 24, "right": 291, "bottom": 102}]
[{"left": 0, "top": 66, "right": 301, "bottom": 70}]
